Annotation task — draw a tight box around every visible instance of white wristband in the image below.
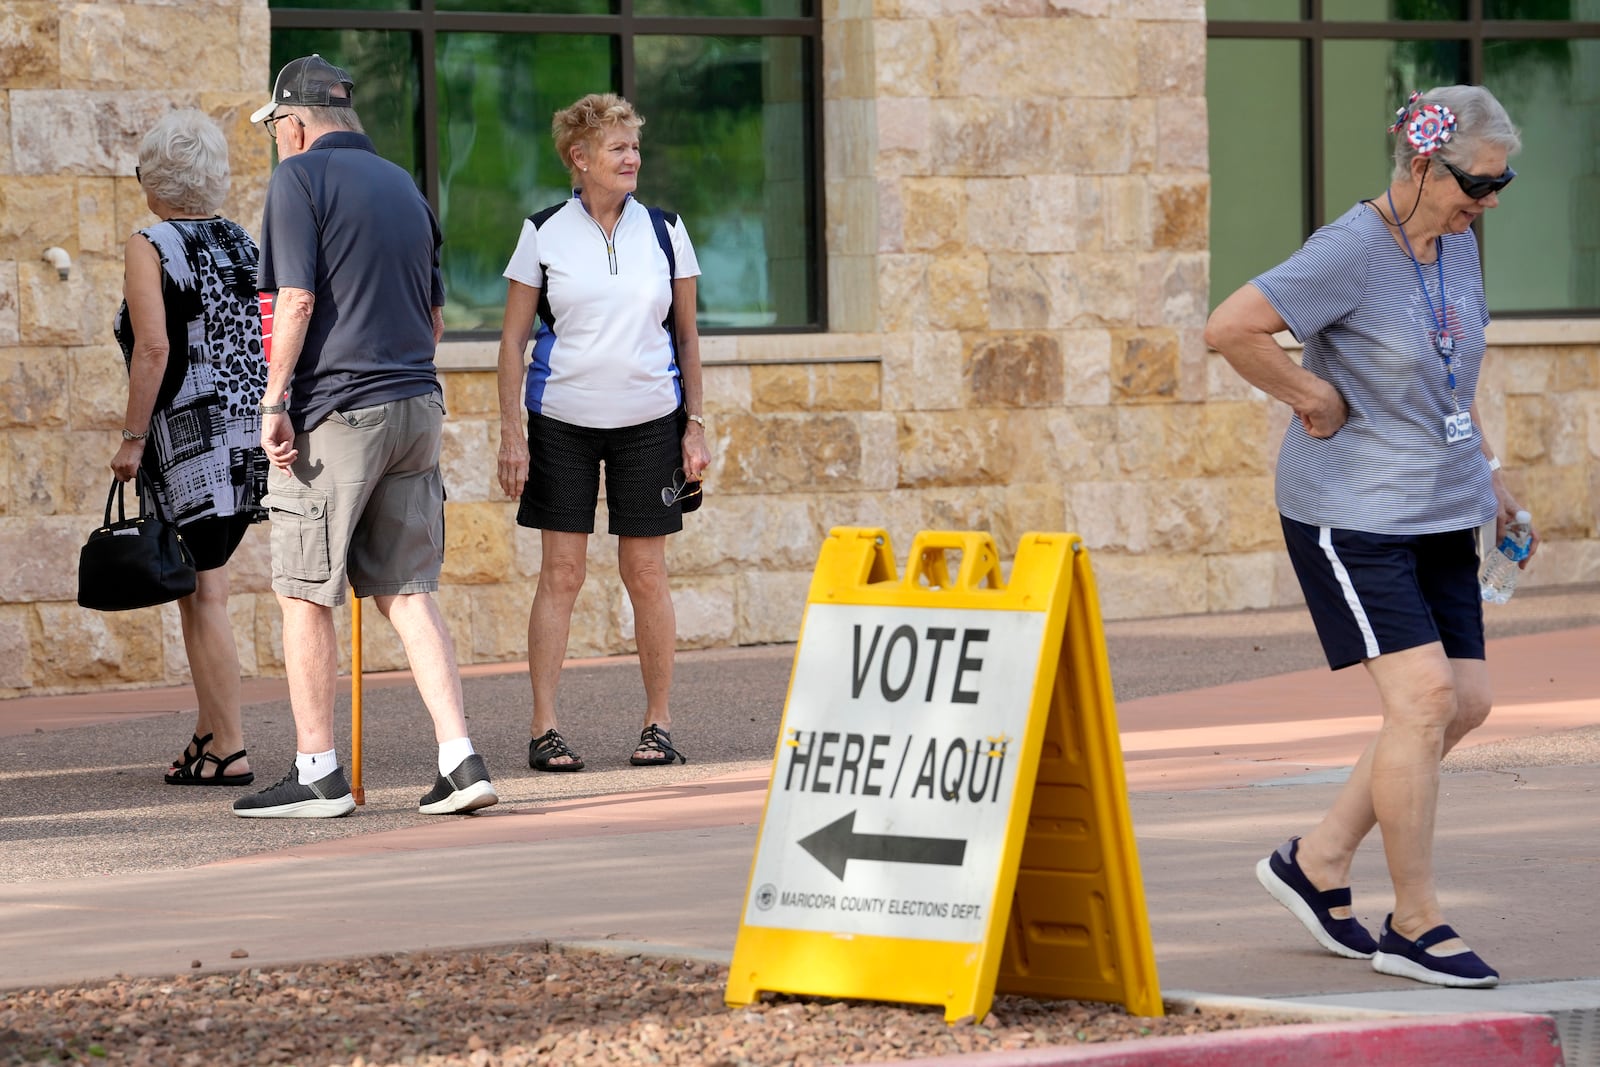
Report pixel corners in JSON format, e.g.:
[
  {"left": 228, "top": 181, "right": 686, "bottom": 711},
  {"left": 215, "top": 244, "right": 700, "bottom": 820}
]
[{"left": 1488, "top": 456, "right": 1501, "bottom": 472}]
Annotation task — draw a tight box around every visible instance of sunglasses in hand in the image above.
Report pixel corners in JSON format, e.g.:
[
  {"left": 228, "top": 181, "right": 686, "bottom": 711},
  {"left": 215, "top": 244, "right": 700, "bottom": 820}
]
[{"left": 661, "top": 468, "right": 703, "bottom": 509}]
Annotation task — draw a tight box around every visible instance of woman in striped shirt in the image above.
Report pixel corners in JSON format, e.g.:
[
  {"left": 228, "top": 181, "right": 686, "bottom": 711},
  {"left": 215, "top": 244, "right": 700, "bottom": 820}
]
[{"left": 1205, "top": 85, "right": 1537, "bottom": 989}]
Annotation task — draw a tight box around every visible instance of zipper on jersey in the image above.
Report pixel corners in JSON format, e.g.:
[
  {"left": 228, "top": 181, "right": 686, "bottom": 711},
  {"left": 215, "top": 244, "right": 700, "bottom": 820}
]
[{"left": 584, "top": 214, "right": 620, "bottom": 275}]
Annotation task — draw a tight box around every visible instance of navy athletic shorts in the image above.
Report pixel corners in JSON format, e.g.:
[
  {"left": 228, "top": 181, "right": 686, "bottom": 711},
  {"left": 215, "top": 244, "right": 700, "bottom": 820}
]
[{"left": 1280, "top": 515, "right": 1486, "bottom": 671}]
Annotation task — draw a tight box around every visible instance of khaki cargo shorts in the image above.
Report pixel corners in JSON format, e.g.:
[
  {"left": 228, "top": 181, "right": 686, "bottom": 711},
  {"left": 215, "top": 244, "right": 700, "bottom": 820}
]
[{"left": 264, "top": 390, "right": 446, "bottom": 606}]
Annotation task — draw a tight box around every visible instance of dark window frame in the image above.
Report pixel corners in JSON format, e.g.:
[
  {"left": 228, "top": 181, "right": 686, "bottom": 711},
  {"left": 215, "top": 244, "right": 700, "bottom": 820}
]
[
  {"left": 268, "top": 1, "right": 827, "bottom": 338},
  {"left": 1209, "top": 0, "right": 1600, "bottom": 317}
]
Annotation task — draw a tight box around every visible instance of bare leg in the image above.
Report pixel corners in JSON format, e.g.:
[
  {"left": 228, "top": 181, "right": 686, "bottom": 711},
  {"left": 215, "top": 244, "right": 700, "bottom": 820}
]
[
  {"left": 619, "top": 535, "right": 675, "bottom": 731},
  {"left": 372, "top": 592, "right": 467, "bottom": 743},
  {"left": 278, "top": 594, "right": 338, "bottom": 753},
  {"left": 1297, "top": 645, "right": 1493, "bottom": 942},
  {"left": 175, "top": 566, "right": 249, "bottom": 775},
  {"left": 528, "top": 530, "right": 588, "bottom": 763}
]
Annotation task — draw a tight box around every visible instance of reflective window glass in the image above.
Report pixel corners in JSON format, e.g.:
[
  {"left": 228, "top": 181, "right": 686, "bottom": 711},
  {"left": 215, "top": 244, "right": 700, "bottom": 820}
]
[
  {"left": 1482, "top": 37, "right": 1600, "bottom": 311},
  {"left": 271, "top": 0, "right": 412, "bottom": 9},
  {"left": 635, "top": 35, "right": 816, "bottom": 328},
  {"left": 1207, "top": 39, "right": 1306, "bottom": 307},
  {"left": 1485, "top": 0, "right": 1598, "bottom": 18},
  {"left": 1206, "top": 0, "right": 1301, "bottom": 18},
  {"left": 436, "top": 34, "right": 614, "bottom": 331},
  {"left": 1325, "top": 0, "right": 1468, "bottom": 19},
  {"left": 635, "top": 0, "right": 807, "bottom": 14},
  {"left": 435, "top": 0, "right": 613, "bottom": 12},
  {"left": 266, "top": 3, "right": 822, "bottom": 335}
]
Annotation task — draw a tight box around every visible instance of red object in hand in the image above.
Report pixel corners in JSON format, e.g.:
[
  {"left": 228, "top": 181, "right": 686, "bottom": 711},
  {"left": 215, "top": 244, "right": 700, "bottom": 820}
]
[{"left": 259, "top": 292, "right": 274, "bottom": 363}]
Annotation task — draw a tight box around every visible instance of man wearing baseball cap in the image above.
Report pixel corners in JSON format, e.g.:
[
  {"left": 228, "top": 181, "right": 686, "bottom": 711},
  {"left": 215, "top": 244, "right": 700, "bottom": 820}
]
[
  {"left": 249, "top": 54, "right": 355, "bottom": 124},
  {"left": 235, "top": 56, "right": 498, "bottom": 820}
]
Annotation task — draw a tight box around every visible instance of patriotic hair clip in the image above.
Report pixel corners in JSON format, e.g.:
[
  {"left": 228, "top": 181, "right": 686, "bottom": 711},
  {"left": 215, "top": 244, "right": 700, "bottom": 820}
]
[{"left": 1389, "top": 91, "right": 1457, "bottom": 157}]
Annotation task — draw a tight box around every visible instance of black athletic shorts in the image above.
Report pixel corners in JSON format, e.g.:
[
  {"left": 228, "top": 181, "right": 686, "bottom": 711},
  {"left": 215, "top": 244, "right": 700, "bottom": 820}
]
[{"left": 517, "top": 410, "right": 684, "bottom": 538}]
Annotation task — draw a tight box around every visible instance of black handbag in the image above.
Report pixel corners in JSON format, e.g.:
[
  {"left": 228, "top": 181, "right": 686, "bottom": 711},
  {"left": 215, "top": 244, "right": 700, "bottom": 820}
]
[{"left": 77, "top": 472, "right": 197, "bottom": 611}]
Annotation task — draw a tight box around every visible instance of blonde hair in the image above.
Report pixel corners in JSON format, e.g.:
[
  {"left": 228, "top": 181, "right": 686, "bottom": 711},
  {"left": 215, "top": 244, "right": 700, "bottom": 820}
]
[{"left": 552, "top": 93, "right": 644, "bottom": 186}]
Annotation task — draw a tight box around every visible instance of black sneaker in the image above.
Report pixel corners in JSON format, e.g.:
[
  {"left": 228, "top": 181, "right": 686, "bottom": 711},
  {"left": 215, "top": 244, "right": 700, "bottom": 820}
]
[
  {"left": 419, "top": 754, "right": 498, "bottom": 815},
  {"left": 232, "top": 766, "right": 356, "bottom": 819}
]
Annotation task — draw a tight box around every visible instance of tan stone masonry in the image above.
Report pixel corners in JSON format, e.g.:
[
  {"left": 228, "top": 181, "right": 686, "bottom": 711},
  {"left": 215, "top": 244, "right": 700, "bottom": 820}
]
[{"left": 2, "top": 1, "right": 1596, "bottom": 696}]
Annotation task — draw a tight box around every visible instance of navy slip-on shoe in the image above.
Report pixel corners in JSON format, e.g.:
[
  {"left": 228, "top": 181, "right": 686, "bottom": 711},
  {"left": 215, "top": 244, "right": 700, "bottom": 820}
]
[
  {"left": 1372, "top": 914, "right": 1500, "bottom": 988},
  {"left": 1255, "top": 837, "right": 1378, "bottom": 959}
]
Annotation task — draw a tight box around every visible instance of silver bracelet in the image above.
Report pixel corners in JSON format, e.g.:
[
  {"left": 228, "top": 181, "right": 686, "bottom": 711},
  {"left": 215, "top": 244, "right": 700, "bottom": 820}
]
[{"left": 1488, "top": 456, "right": 1501, "bottom": 472}]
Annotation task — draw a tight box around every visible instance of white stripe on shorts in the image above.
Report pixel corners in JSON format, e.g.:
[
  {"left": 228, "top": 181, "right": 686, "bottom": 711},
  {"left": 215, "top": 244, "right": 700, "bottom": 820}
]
[{"left": 1317, "top": 525, "right": 1380, "bottom": 660}]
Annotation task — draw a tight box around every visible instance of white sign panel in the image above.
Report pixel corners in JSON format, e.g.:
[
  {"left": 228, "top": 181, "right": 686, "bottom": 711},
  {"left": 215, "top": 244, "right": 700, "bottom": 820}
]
[{"left": 744, "top": 602, "right": 1048, "bottom": 943}]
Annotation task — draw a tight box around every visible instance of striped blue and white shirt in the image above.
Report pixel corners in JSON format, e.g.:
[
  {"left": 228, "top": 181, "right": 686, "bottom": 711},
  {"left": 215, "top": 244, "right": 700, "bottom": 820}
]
[{"left": 1253, "top": 203, "right": 1498, "bottom": 535}]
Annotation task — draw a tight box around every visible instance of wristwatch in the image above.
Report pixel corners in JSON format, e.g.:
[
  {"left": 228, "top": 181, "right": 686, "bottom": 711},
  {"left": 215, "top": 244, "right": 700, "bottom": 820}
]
[
  {"left": 685, "top": 413, "right": 705, "bottom": 427},
  {"left": 121, "top": 428, "right": 149, "bottom": 441}
]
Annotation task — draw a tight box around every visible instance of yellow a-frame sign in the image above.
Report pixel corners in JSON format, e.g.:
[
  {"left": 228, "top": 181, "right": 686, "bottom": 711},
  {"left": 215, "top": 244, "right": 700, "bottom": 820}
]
[{"left": 726, "top": 527, "right": 1160, "bottom": 1022}]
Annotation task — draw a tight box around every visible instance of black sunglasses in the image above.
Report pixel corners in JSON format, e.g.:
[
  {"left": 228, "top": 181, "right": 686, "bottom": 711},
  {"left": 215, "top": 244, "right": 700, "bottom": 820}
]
[
  {"left": 1441, "top": 160, "right": 1515, "bottom": 200},
  {"left": 134, "top": 165, "right": 141, "bottom": 184},
  {"left": 660, "top": 468, "right": 702, "bottom": 507}
]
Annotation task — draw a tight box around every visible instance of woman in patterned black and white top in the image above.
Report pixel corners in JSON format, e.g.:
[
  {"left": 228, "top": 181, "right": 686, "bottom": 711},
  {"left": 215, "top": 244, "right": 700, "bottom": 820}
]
[
  {"left": 1205, "top": 86, "right": 1536, "bottom": 989},
  {"left": 112, "top": 109, "right": 270, "bottom": 789}
]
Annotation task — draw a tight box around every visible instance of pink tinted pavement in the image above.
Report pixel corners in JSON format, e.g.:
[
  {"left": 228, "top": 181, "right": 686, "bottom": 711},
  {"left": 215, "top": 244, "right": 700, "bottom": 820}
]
[{"left": 1, "top": 619, "right": 1596, "bottom": 1066}]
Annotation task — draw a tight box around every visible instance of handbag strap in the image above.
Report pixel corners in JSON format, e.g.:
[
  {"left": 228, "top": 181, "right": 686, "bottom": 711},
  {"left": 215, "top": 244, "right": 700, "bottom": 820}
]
[
  {"left": 103, "top": 479, "right": 128, "bottom": 526},
  {"left": 134, "top": 469, "right": 174, "bottom": 524}
]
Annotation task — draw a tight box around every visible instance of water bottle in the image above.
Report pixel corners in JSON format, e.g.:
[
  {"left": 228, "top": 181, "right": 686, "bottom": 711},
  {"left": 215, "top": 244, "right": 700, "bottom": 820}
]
[{"left": 1479, "top": 510, "right": 1533, "bottom": 604}]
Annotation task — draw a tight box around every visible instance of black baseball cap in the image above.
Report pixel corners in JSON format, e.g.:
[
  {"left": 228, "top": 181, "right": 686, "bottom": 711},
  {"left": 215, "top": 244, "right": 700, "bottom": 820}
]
[{"left": 250, "top": 54, "right": 355, "bottom": 123}]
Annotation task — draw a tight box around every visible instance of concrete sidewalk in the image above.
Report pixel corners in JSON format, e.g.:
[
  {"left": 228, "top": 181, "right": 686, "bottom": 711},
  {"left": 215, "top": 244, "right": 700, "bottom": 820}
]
[{"left": 2, "top": 588, "right": 1598, "bottom": 1063}]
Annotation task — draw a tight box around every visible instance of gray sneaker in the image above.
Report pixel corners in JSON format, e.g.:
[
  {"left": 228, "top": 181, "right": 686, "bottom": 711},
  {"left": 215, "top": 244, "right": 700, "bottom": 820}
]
[
  {"left": 233, "top": 766, "right": 356, "bottom": 819},
  {"left": 419, "top": 754, "right": 498, "bottom": 815}
]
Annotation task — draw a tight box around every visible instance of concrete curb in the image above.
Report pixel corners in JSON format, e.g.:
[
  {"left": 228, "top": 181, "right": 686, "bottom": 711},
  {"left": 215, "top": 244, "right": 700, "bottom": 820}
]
[
  {"left": 1160, "top": 988, "right": 1404, "bottom": 1022},
  {"left": 872, "top": 1011, "right": 1565, "bottom": 1066}
]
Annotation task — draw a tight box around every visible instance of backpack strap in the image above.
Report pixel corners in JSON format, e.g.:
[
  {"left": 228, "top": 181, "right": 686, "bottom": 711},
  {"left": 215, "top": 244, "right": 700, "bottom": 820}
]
[{"left": 647, "top": 206, "right": 678, "bottom": 351}]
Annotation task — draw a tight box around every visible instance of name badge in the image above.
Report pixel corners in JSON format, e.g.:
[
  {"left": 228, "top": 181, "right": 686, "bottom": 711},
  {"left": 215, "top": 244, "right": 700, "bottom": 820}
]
[{"left": 1444, "top": 411, "right": 1475, "bottom": 444}]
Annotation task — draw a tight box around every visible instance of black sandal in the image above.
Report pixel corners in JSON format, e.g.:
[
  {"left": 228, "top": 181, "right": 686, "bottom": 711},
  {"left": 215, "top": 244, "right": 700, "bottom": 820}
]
[
  {"left": 164, "top": 747, "right": 254, "bottom": 786},
  {"left": 170, "top": 732, "right": 213, "bottom": 771},
  {"left": 630, "top": 724, "right": 686, "bottom": 766},
  {"left": 528, "top": 728, "right": 585, "bottom": 772}
]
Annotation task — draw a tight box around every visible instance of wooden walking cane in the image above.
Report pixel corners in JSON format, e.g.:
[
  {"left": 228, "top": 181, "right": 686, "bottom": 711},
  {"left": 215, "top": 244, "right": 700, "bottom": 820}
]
[{"left": 351, "top": 595, "right": 365, "bottom": 805}]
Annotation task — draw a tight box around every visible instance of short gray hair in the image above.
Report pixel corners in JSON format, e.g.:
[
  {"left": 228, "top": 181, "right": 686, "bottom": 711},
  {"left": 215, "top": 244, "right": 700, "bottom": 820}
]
[
  {"left": 1392, "top": 84, "right": 1521, "bottom": 180},
  {"left": 138, "top": 109, "right": 230, "bottom": 215}
]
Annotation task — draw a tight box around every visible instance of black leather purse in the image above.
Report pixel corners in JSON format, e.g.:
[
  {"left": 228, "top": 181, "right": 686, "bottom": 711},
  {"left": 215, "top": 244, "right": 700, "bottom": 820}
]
[{"left": 77, "top": 472, "right": 197, "bottom": 611}]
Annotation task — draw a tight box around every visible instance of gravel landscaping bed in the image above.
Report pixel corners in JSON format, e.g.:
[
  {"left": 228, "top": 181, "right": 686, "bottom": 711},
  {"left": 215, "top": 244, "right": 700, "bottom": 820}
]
[{"left": 0, "top": 944, "right": 1287, "bottom": 1066}]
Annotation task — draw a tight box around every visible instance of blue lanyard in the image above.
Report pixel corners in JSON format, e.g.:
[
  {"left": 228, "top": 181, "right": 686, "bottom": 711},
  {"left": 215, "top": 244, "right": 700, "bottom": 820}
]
[{"left": 1387, "top": 190, "right": 1457, "bottom": 402}]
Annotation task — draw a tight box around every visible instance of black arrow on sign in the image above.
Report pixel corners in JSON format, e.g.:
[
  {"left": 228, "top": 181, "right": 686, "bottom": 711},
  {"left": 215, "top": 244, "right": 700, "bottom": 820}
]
[{"left": 797, "top": 810, "right": 967, "bottom": 881}]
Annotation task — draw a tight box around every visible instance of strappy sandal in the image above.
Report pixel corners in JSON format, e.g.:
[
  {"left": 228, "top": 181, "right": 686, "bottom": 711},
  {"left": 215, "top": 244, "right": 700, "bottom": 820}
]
[
  {"left": 630, "top": 724, "right": 686, "bottom": 766},
  {"left": 528, "top": 728, "right": 585, "bottom": 772},
  {"left": 170, "top": 732, "right": 213, "bottom": 771},
  {"left": 165, "top": 747, "right": 254, "bottom": 786}
]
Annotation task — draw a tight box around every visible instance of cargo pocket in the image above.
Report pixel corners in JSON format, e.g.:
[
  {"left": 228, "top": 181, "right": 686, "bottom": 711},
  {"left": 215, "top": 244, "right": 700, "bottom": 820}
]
[{"left": 263, "top": 486, "right": 332, "bottom": 583}]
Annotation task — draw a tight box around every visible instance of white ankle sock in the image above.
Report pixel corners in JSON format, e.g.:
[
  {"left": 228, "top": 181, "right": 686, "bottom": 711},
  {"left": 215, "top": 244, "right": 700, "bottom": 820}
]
[
  {"left": 439, "top": 737, "right": 475, "bottom": 776},
  {"left": 296, "top": 749, "right": 338, "bottom": 785}
]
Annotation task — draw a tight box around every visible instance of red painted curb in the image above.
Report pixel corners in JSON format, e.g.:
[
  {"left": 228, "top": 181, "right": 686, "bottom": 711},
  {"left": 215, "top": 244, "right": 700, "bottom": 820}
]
[{"left": 876, "top": 1012, "right": 1564, "bottom": 1066}]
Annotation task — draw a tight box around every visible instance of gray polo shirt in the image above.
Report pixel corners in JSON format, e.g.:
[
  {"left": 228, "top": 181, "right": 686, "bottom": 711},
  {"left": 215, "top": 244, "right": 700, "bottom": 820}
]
[
  {"left": 1252, "top": 203, "right": 1497, "bottom": 535},
  {"left": 258, "top": 131, "right": 445, "bottom": 433}
]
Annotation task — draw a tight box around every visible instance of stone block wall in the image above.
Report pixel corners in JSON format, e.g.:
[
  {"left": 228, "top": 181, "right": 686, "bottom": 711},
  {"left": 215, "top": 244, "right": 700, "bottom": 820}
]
[
  {"left": 3, "top": 1, "right": 1597, "bottom": 698},
  {"left": 1, "top": 0, "right": 272, "bottom": 696}
]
